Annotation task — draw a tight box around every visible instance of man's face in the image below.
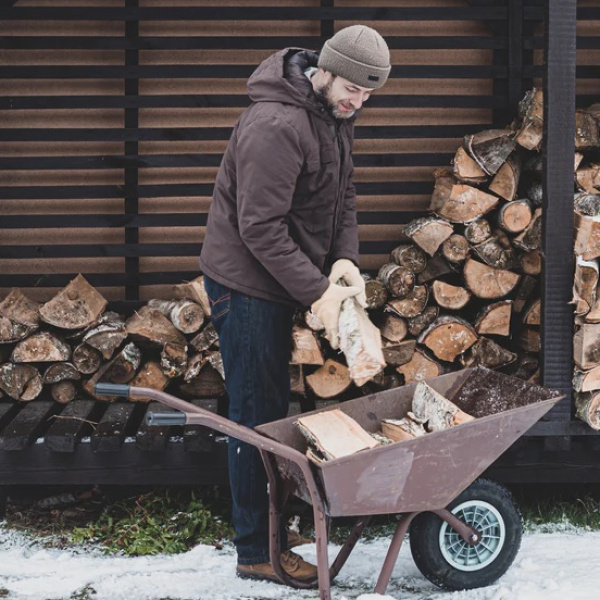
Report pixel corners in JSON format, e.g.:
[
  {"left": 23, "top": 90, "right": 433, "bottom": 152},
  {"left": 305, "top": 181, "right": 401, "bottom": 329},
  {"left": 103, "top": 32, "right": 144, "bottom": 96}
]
[{"left": 315, "top": 73, "right": 373, "bottom": 119}]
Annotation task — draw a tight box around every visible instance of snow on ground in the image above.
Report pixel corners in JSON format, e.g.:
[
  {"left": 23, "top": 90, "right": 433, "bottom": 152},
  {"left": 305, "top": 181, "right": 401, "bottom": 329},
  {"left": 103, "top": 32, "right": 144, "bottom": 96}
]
[{"left": 0, "top": 525, "right": 598, "bottom": 600}]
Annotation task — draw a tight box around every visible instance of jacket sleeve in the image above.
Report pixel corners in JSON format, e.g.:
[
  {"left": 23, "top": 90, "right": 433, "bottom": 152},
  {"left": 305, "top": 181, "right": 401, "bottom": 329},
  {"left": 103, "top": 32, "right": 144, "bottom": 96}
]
[
  {"left": 330, "top": 159, "right": 360, "bottom": 267},
  {"left": 236, "top": 117, "right": 330, "bottom": 306}
]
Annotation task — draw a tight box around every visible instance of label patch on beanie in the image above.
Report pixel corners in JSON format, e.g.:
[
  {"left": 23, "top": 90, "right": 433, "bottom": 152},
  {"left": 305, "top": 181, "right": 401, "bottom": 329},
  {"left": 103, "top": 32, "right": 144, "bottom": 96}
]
[{"left": 368, "top": 75, "right": 380, "bottom": 82}]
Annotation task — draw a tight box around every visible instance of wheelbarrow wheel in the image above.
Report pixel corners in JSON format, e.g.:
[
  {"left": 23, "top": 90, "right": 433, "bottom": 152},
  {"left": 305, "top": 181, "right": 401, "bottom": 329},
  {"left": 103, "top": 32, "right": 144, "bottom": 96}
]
[{"left": 409, "top": 478, "right": 522, "bottom": 591}]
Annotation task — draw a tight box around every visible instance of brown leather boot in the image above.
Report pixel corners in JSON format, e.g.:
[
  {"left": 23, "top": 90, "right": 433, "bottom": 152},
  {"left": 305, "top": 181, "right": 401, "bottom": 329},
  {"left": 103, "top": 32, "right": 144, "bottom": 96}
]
[
  {"left": 286, "top": 528, "right": 313, "bottom": 549},
  {"left": 236, "top": 550, "right": 318, "bottom": 584}
]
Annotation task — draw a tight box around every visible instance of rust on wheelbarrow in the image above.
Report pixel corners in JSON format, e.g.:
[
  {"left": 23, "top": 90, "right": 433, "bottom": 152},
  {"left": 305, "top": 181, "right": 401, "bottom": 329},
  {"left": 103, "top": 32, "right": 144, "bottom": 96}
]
[{"left": 95, "top": 366, "right": 564, "bottom": 600}]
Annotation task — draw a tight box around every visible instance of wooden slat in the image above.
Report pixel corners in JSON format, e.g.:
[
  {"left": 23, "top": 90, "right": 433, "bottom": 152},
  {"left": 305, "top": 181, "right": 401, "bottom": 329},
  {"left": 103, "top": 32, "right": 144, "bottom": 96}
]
[
  {"left": 0, "top": 401, "right": 57, "bottom": 451},
  {"left": 90, "top": 402, "right": 137, "bottom": 452},
  {"left": 44, "top": 399, "right": 99, "bottom": 453},
  {"left": 183, "top": 399, "right": 218, "bottom": 453},
  {"left": 136, "top": 401, "right": 178, "bottom": 452}
]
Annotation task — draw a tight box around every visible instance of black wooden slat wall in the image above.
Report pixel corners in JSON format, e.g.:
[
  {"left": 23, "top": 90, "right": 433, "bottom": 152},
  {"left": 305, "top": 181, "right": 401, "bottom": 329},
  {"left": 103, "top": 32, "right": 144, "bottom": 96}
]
[{"left": 0, "top": 0, "right": 543, "bottom": 303}]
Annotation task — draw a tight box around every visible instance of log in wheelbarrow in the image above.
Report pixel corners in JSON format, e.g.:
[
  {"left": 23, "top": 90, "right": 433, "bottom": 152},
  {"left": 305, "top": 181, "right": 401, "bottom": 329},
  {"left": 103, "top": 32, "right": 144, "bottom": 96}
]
[{"left": 95, "top": 366, "right": 564, "bottom": 600}]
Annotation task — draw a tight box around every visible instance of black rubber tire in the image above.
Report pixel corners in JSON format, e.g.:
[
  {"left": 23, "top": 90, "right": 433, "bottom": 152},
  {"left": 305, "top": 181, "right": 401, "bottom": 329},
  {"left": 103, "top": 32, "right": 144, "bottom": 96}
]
[{"left": 409, "top": 478, "right": 523, "bottom": 591}]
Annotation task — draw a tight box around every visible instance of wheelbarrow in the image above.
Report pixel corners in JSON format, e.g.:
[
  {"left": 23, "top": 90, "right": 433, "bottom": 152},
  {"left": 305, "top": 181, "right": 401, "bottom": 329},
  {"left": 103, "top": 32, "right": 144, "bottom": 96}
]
[{"left": 95, "top": 366, "right": 564, "bottom": 600}]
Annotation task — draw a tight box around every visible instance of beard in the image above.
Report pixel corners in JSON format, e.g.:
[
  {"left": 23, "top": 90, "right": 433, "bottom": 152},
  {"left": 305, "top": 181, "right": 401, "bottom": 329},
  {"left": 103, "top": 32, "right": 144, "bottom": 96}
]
[{"left": 314, "top": 79, "right": 355, "bottom": 120}]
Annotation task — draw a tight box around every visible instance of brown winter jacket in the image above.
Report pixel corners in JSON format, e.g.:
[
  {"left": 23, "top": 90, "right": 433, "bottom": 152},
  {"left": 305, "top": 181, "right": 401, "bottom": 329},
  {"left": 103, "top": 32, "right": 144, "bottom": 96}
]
[{"left": 199, "top": 48, "right": 360, "bottom": 307}]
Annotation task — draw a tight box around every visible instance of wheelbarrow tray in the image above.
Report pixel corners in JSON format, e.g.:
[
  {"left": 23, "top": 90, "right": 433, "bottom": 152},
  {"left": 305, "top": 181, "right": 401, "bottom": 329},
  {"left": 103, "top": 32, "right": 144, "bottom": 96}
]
[{"left": 256, "top": 366, "right": 563, "bottom": 517}]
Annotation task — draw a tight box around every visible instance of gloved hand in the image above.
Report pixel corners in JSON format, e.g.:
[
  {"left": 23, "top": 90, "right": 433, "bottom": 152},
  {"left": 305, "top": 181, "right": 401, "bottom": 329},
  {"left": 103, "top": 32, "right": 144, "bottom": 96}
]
[
  {"left": 328, "top": 259, "right": 367, "bottom": 308},
  {"left": 311, "top": 283, "right": 363, "bottom": 350}
]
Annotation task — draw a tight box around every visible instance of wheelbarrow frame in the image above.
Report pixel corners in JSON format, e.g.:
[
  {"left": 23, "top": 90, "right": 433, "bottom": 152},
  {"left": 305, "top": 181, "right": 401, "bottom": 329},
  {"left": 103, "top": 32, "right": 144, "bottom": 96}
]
[{"left": 95, "top": 367, "right": 564, "bottom": 600}]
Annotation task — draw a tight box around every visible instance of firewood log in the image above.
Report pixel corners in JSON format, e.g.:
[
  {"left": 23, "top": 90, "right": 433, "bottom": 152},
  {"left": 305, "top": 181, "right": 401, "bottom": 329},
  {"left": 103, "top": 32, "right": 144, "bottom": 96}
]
[
  {"left": 390, "top": 244, "right": 427, "bottom": 274},
  {"left": 573, "top": 366, "right": 600, "bottom": 393},
  {"left": 452, "top": 146, "right": 487, "bottom": 184},
  {"left": 574, "top": 392, "right": 600, "bottom": 430},
  {"left": 378, "top": 313, "right": 407, "bottom": 343},
  {"left": 497, "top": 199, "right": 533, "bottom": 233},
  {"left": 513, "top": 353, "right": 539, "bottom": 380},
  {"left": 512, "top": 275, "right": 537, "bottom": 313},
  {"left": 574, "top": 209, "right": 600, "bottom": 260},
  {"left": 431, "top": 280, "right": 471, "bottom": 310},
  {"left": 429, "top": 171, "right": 499, "bottom": 223},
  {"left": 380, "top": 417, "right": 426, "bottom": 442},
  {"left": 362, "top": 274, "right": 388, "bottom": 310},
  {"left": 173, "top": 275, "right": 211, "bottom": 317},
  {"left": 0, "top": 363, "right": 43, "bottom": 401},
  {"left": 127, "top": 361, "right": 169, "bottom": 403},
  {"left": 385, "top": 285, "right": 428, "bottom": 318},
  {"left": 82, "top": 314, "right": 127, "bottom": 360},
  {"left": 520, "top": 249, "right": 542, "bottom": 275},
  {"left": 518, "top": 328, "right": 540, "bottom": 353},
  {"left": 575, "top": 192, "right": 600, "bottom": 217},
  {"left": 377, "top": 263, "right": 415, "bottom": 299},
  {"left": 576, "top": 164, "right": 600, "bottom": 194},
  {"left": 190, "top": 322, "right": 219, "bottom": 352},
  {"left": 474, "top": 300, "right": 513, "bottom": 336},
  {"left": 418, "top": 315, "right": 478, "bottom": 362},
  {"left": 205, "top": 350, "right": 225, "bottom": 379},
  {"left": 463, "top": 258, "right": 520, "bottom": 299},
  {"left": 338, "top": 297, "right": 386, "bottom": 386},
  {"left": 417, "top": 255, "right": 455, "bottom": 284},
  {"left": 403, "top": 217, "right": 453, "bottom": 256},
  {"left": 441, "top": 234, "right": 470, "bottom": 263},
  {"left": 51, "top": 381, "right": 77, "bottom": 404},
  {"left": 513, "top": 207, "right": 542, "bottom": 251},
  {"left": 147, "top": 299, "right": 204, "bottom": 334},
  {"left": 72, "top": 343, "right": 102, "bottom": 375},
  {"left": 184, "top": 353, "right": 204, "bottom": 383},
  {"left": 489, "top": 151, "right": 521, "bottom": 201},
  {"left": 290, "top": 325, "right": 324, "bottom": 365},
  {"left": 102, "top": 342, "right": 142, "bottom": 384},
  {"left": 575, "top": 152, "right": 585, "bottom": 171},
  {"left": 464, "top": 218, "right": 492, "bottom": 245},
  {"left": 515, "top": 89, "right": 543, "bottom": 151},
  {"left": 305, "top": 359, "right": 352, "bottom": 399},
  {"left": 179, "top": 364, "right": 226, "bottom": 398},
  {"left": 126, "top": 306, "right": 187, "bottom": 348},
  {"left": 472, "top": 236, "right": 516, "bottom": 270},
  {"left": 574, "top": 109, "right": 599, "bottom": 149},
  {"left": 396, "top": 348, "right": 442, "bottom": 384},
  {"left": 407, "top": 306, "right": 438, "bottom": 337},
  {"left": 289, "top": 364, "right": 306, "bottom": 396},
  {"left": 460, "top": 337, "right": 517, "bottom": 369},
  {"left": 39, "top": 274, "right": 107, "bottom": 330},
  {"left": 11, "top": 332, "right": 71, "bottom": 363},
  {"left": 381, "top": 339, "right": 416, "bottom": 366},
  {"left": 43, "top": 362, "right": 81, "bottom": 385},
  {"left": 523, "top": 298, "right": 541, "bottom": 325},
  {"left": 0, "top": 289, "right": 40, "bottom": 343},
  {"left": 464, "top": 128, "right": 516, "bottom": 175},
  {"left": 574, "top": 324, "right": 600, "bottom": 369},
  {"left": 160, "top": 341, "right": 188, "bottom": 378},
  {"left": 411, "top": 382, "right": 475, "bottom": 432}
]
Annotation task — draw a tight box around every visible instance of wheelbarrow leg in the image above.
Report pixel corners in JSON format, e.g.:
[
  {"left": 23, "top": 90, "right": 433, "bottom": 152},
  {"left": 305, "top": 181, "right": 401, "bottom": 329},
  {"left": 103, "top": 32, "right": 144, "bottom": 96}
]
[{"left": 374, "top": 512, "right": 419, "bottom": 595}]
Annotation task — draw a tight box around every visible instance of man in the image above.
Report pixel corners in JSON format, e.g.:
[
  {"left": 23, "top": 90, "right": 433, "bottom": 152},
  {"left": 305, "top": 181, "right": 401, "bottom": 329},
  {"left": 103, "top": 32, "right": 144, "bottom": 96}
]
[{"left": 199, "top": 25, "right": 390, "bottom": 583}]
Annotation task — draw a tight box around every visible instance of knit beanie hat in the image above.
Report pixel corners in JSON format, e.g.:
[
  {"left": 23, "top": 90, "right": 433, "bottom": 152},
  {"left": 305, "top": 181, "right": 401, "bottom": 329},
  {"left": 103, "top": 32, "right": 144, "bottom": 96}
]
[{"left": 318, "top": 25, "right": 391, "bottom": 89}]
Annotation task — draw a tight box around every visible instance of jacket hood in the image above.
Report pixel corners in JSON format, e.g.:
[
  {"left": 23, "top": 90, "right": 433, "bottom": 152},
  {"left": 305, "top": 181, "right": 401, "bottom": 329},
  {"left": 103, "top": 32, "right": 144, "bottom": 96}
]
[{"left": 247, "top": 48, "right": 324, "bottom": 115}]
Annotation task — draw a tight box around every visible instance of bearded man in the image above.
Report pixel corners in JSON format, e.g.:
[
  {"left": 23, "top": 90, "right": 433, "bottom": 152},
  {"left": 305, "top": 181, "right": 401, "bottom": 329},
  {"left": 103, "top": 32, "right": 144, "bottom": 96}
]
[{"left": 199, "top": 25, "right": 391, "bottom": 584}]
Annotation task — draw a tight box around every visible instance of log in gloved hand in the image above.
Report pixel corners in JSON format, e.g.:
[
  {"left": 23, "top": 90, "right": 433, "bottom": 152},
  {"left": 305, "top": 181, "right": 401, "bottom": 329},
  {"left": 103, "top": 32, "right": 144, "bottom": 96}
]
[
  {"left": 328, "top": 259, "right": 367, "bottom": 308},
  {"left": 310, "top": 282, "right": 363, "bottom": 350}
]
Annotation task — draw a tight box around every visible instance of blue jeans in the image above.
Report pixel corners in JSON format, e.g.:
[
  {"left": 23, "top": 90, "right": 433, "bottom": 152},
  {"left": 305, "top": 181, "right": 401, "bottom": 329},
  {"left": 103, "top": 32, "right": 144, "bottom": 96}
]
[{"left": 204, "top": 276, "right": 295, "bottom": 565}]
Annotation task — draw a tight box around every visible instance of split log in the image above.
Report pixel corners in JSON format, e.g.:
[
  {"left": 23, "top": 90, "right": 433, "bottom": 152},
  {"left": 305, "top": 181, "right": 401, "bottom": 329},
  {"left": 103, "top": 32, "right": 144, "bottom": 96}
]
[
  {"left": 463, "top": 259, "right": 520, "bottom": 299},
  {"left": 126, "top": 361, "right": 169, "bottom": 403},
  {"left": 515, "top": 89, "right": 543, "bottom": 151},
  {"left": 417, "top": 256, "right": 455, "bottom": 284},
  {"left": 512, "top": 275, "right": 537, "bottom": 313},
  {"left": 82, "top": 314, "right": 127, "bottom": 360},
  {"left": 574, "top": 392, "right": 600, "bottom": 430},
  {"left": 0, "top": 288, "right": 40, "bottom": 343},
  {"left": 411, "top": 382, "right": 475, "bottom": 432},
  {"left": 72, "top": 343, "right": 102, "bottom": 375},
  {"left": 403, "top": 217, "right": 453, "bottom": 256},
  {"left": 179, "top": 364, "right": 226, "bottom": 399},
  {"left": 573, "top": 366, "right": 600, "bottom": 393},
  {"left": 126, "top": 306, "right": 187, "bottom": 348},
  {"left": 523, "top": 298, "right": 541, "bottom": 325},
  {"left": 464, "top": 218, "right": 492, "bottom": 245},
  {"left": 575, "top": 152, "right": 585, "bottom": 171},
  {"left": 431, "top": 281, "right": 471, "bottom": 310},
  {"left": 497, "top": 199, "right": 533, "bottom": 233},
  {"left": 380, "top": 417, "right": 426, "bottom": 442},
  {"left": 378, "top": 313, "right": 407, "bottom": 343},
  {"left": 0, "top": 316, "right": 34, "bottom": 346},
  {"left": 452, "top": 146, "right": 487, "bottom": 183},
  {"left": 518, "top": 328, "right": 540, "bottom": 353},
  {"left": 173, "top": 275, "right": 211, "bottom": 317},
  {"left": 102, "top": 342, "right": 142, "bottom": 384},
  {"left": 385, "top": 285, "right": 428, "bottom": 318},
  {"left": 585, "top": 293, "right": 600, "bottom": 324},
  {"left": 39, "top": 274, "right": 107, "bottom": 330},
  {"left": 575, "top": 192, "right": 600, "bottom": 217},
  {"left": 147, "top": 299, "right": 204, "bottom": 334},
  {"left": 362, "top": 275, "right": 388, "bottom": 310},
  {"left": 338, "top": 297, "right": 386, "bottom": 386},
  {"left": 574, "top": 109, "right": 599, "bottom": 150},
  {"left": 513, "top": 208, "right": 542, "bottom": 251},
  {"left": 407, "top": 306, "right": 438, "bottom": 337},
  {"left": 524, "top": 178, "right": 543, "bottom": 207},
  {"left": 304, "top": 309, "right": 325, "bottom": 331},
  {"left": 0, "top": 363, "right": 43, "bottom": 401},
  {"left": 381, "top": 339, "right": 416, "bottom": 366},
  {"left": 472, "top": 236, "right": 516, "bottom": 270},
  {"left": 43, "top": 362, "right": 81, "bottom": 385},
  {"left": 396, "top": 348, "right": 442, "bottom": 384},
  {"left": 489, "top": 151, "right": 521, "bottom": 201},
  {"left": 429, "top": 172, "right": 499, "bottom": 223},
  {"left": 460, "top": 337, "right": 517, "bottom": 369},
  {"left": 513, "top": 354, "right": 539, "bottom": 381},
  {"left": 520, "top": 249, "right": 542, "bottom": 276},
  {"left": 418, "top": 315, "right": 478, "bottom": 362},
  {"left": 290, "top": 326, "right": 324, "bottom": 365},
  {"left": 205, "top": 350, "right": 225, "bottom": 379},
  {"left": 289, "top": 364, "right": 306, "bottom": 396},
  {"left": 377, "top": 263, "right": 415, "bottom": 299},
  {"left": 574, "top": 324, "right": 600, "bottom": 369},
  {"left": 474, "top": 300, "right": 513, "bottom": 336},
  {"left": 305, "top": 359, "right": 352, "bottom": 399},
  {"left": 184, "top": 353, "right": 204, "bottom": 383},
  {"left": 390, "top": 244, "right": 427, "bottom": 274},
  {"left": 11, "top": 332, "right": 71, "bottom": 363},
  {"left": 441, "top": 234, "right": 470, "bottom": 263},
  {"left": 576, "top": 164, "right": 600, "bottom": 194},
  {"left": 464, "top": 128, "right": 516, "bottom": 175},
  {"left": 574, "top": 209, "right": 600, "bottom": 260},
  {"left": 190, "top": 322, "right": 219, "bottom": 352},
  {"left": 51, "top": 381, "right": 77, "bottom": 404},
  {"left": 160, "top": 341, "right": 188, "bottom": 378}
]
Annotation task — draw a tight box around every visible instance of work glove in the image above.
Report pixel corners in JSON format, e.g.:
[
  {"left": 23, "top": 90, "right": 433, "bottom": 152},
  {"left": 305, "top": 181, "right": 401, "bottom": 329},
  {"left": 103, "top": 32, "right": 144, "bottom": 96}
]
[
  {"left": 328, "top": 259, "right": 367, "bottom": 308},
  {"left": 311, "top": 283, "right": 363, "bottom": 350}
]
